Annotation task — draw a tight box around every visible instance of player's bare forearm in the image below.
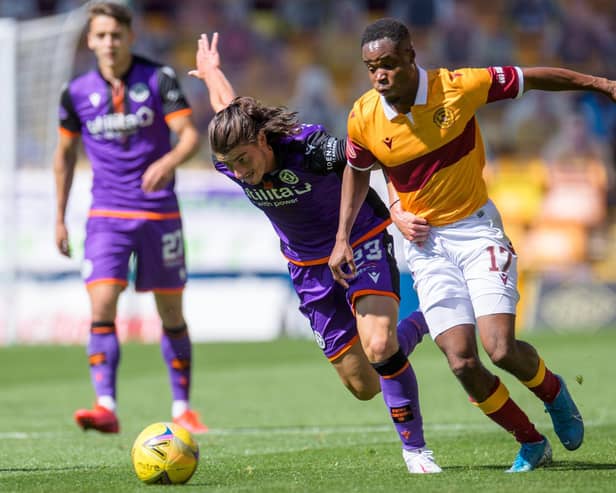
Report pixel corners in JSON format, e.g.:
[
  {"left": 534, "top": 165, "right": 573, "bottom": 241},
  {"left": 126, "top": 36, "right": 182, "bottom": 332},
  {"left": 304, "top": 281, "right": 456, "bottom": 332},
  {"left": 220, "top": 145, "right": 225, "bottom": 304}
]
[
  {"left": 203, "top": 68, "right": 235, "bottom": 112},
  {"left": 335, "top": 166, "right": 371, "bottom": 241},
  {"left": 142, "top": 118, "right": 200, "bottom": 192},
  {"left": 381, "top": 168, "right": 429, "bottom": 245},
  {"left": 166, "top": 117, "right": 201, "bottom": 168},
  {"left": 329, "top": 166, "right": 370, "bottom": 287},
  {"left": 52, "top": 135, "right": 78, "bottom": 256},
  {"left": 188, "top": 32, "right": 236, "bottom": 112},
  {"left": 383, "top": 170, "right": 399, "bottom": 208},
  {"left": 522, "top": 67, "right": 616, "bottom": 101},
  {"left": 52, "top": 135, "right": 78, "bottom": 223}
]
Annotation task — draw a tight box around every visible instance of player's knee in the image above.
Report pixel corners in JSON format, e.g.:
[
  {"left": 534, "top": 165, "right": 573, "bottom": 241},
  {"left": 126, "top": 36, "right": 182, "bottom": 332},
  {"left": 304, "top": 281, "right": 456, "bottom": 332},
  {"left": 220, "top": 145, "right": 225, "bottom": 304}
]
[
  {"left": 159, "top": 311, "right": 185, "bottom": 329},
  {"left": 485, "top": 342, "right": 516, "bottom": 369},
  {"left": 90, "top": 301, "right": 117, "bottom": 322},
  {"left": 362, "top": 335, "right": 394, "bottom": 362},
  {"left": 448, "top": 354, "right": 481, "bottom": 379}
]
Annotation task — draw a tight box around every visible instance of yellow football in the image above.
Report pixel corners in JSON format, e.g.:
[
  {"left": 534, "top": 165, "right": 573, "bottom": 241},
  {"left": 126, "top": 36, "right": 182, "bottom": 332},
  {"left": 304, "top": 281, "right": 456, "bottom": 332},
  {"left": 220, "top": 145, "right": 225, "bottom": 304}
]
[{"left": 131, "top": 422, "right": 199, "bottom": 484}]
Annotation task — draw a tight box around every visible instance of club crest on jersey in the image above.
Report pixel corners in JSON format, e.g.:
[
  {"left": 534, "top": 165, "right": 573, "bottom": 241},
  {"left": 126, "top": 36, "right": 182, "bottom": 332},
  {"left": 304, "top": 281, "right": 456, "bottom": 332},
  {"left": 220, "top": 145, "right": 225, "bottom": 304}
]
[
  {"left": 166, "top": 89, "right": 180, "bottom": 102},
  {"left": 433, "top": 107, "right": 455, "bottom": 128},
  {"left": 88, "top": 92, "right": 101, "bottom": 107},
  {"left": 279, "top": 170, "right": 299, "bottom": 185},
  {"left": 313, "top": 331, "right": 326, "bottom": 350},
  {"left": 129, "top": 82, "right": 150, "bottom": 103}
]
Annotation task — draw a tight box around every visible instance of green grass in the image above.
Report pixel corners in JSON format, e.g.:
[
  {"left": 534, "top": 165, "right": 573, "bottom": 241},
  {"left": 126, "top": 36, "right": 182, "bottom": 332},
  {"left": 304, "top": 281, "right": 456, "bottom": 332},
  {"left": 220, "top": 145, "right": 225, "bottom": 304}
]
[{"left": 0, "top": 329, "right": 615, "bottom": 492}]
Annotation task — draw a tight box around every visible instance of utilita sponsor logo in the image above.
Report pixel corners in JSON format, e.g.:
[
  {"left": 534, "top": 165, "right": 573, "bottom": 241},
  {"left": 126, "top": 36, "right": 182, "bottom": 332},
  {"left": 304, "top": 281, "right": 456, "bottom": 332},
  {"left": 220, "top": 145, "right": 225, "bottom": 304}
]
[
  {"left": 86, "top": 106, "right": 155, "bottom": 139},
  {"left": 244, "top": 182, "right": 312, "bottom": 205}
]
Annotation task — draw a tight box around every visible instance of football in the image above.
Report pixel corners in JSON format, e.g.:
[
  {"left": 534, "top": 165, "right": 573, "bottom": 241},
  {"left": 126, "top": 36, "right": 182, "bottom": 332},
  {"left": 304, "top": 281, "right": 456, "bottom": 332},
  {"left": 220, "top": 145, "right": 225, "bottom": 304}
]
[{"left": 131, "top": 422, "right": 199, "bottom": 484}]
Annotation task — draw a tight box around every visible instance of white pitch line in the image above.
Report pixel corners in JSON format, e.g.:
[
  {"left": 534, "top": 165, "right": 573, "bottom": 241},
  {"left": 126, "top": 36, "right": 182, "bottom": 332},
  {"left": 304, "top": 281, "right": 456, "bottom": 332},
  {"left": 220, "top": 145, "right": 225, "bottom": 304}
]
[{"left": 0, "top": 420, "right": 608, "bottom": 440}]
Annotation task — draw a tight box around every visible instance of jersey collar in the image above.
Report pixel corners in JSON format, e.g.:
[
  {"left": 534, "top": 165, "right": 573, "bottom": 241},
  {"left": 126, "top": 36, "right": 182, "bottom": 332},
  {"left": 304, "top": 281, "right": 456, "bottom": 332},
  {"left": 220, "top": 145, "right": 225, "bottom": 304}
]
[
  {"left": 380, "top": 65, "right": 428, "bottom": 122},
  {"left": 96, "top": 54, "right": 136, "bottom": 84}
]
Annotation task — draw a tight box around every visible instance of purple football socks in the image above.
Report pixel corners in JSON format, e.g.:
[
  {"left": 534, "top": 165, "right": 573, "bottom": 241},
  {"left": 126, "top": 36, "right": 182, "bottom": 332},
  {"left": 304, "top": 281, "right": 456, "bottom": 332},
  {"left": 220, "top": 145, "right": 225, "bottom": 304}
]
[
  {"left": 161, "top": 325, "right": 192, "bottom": 401},
  {"left": 397, "top": 310, "right": 429, "bottom": 357},
  {"left": 87, "top": 322, "right": 120, "bottom": 399}
]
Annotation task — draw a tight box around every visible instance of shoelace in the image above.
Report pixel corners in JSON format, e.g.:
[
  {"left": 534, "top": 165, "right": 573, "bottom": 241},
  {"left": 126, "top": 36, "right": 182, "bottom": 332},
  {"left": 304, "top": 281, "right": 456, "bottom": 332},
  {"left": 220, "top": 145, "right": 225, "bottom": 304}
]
[
  {"left": 419, "top": 450, "right": 435, "bottom": 461},
  {"left": 405, "top": 449, "right": 436, "bottom": 464}
]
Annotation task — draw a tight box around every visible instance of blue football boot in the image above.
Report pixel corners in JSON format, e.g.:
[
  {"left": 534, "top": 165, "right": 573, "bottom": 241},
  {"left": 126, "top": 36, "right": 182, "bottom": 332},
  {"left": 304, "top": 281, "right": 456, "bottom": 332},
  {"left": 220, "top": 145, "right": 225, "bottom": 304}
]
[
  {"left": 507, "top": 436, "right": 552, "bottom": 473},
  {"left": 545, "top": 375, "right": 584, "bottom": 450}
]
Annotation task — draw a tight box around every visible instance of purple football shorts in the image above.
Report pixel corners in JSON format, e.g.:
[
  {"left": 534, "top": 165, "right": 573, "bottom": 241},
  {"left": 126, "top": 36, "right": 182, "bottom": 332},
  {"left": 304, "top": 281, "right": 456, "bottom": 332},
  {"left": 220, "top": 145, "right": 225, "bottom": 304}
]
[
  {"left": 289, "top": 230, "right": 400, "bottom": 360},
  {"left": 83, "top": 216, "right": 187, "bottom": 292}
]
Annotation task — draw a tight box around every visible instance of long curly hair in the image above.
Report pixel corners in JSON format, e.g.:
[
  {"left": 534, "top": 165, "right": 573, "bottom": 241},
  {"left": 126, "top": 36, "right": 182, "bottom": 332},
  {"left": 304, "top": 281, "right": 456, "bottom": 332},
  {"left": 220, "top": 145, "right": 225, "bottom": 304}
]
[{"left": 208, "top": 96, "right": 300, "bottom": 157}]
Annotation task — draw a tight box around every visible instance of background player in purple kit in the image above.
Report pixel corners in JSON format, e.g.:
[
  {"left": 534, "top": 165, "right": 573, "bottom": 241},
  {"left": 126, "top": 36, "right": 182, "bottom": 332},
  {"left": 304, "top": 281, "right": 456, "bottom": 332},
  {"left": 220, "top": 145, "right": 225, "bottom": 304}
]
[
  {"left": 190, "top": 33, "right": 441, "bottom": 474},
  {"left": 53, "top": 2, "right": 207, "bottom": 435}
]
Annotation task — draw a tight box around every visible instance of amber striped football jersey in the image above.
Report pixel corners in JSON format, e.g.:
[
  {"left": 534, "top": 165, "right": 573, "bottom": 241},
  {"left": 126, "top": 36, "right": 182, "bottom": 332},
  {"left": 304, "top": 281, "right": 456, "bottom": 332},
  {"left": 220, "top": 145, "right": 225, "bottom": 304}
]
[{"left": 347, "top": 66, "right": 523, "bottom": 226}]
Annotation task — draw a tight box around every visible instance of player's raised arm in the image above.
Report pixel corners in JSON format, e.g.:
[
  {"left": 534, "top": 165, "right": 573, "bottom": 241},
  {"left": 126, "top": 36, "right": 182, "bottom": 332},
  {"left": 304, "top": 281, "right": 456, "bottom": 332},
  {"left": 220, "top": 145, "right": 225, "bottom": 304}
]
[
  {"left": 189, "top": 32, "right": 236, "bottom": 112},
  {"left": 522, "top": 67, "right": 616, "bottom": 101}
]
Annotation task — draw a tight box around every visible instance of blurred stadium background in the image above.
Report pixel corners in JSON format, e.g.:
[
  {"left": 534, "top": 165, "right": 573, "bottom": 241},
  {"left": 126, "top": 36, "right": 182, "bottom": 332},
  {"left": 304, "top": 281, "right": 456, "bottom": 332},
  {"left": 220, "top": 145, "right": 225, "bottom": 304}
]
[{"left": 0, "top": 0, "right": 615, "bottom": 345}]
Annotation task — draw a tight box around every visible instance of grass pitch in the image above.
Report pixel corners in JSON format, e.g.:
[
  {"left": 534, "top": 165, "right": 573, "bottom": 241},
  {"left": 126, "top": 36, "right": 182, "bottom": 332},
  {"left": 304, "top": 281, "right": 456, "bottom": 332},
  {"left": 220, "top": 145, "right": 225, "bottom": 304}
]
[{"left": 0, "top": 329, "right": 615, "bottom": 492}]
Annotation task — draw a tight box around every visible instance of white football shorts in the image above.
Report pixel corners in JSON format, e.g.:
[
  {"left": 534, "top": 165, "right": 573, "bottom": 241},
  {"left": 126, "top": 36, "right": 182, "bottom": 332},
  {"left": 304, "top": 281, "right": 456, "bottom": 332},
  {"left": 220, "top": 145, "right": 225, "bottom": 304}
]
[{"left": 402, "top": 199, "right": 520, "bottom": 339}]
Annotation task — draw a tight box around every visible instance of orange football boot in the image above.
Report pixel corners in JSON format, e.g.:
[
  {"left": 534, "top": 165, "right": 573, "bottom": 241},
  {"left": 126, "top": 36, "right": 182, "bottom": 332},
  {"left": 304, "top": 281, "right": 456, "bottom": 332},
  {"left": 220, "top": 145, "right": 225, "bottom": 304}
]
[
  {"left": 173, "top": 409, "right": 208, "bottom": 434},
  {"left": 74, "top": 405, "right": 120, "bottom": 433}
]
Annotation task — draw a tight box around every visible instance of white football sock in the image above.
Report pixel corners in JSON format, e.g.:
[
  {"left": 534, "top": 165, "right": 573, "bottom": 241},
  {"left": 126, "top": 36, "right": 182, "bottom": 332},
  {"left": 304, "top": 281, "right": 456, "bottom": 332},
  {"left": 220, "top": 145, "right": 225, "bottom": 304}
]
[
  {"left": 172, "top": 400, "right": 189, "bottom": 418},
  {"left": 97, "top": 395, "right": 116, "bottom": 412}
]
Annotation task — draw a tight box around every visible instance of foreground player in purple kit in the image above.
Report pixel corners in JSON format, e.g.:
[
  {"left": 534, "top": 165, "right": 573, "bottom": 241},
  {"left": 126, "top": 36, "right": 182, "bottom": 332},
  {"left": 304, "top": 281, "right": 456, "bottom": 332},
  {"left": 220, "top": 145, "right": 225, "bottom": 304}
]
[
  {"left": 190, "top": 33, "right": 441, "bottom": 473},
  {"left": 53, "top": 2, "right": 206, "bottom": 435}
]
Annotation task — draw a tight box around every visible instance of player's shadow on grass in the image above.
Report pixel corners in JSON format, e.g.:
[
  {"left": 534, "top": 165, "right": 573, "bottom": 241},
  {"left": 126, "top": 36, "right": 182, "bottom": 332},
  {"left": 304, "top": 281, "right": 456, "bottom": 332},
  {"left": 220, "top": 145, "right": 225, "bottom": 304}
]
[
  {"left": 445, "top": 461, "right": 616, "bottom": 472},
  {"left": 547, "top": 460, "right": 616, "bottom": 471}
]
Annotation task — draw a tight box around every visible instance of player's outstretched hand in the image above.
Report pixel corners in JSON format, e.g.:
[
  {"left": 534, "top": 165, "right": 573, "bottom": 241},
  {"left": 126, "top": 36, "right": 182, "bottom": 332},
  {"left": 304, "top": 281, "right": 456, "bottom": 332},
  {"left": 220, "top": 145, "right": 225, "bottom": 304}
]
[
  {"left": 328, "top": 239, "right": 356, "bottom": 289},
  {"left": 188, "top": 32, "right": 219, "bottom": 81},
  {"left": 390, "top": 201, "right": 430, "bottom": 247},
  {"left": 55, "top": 222, "right": 71, "bottom": 257}
]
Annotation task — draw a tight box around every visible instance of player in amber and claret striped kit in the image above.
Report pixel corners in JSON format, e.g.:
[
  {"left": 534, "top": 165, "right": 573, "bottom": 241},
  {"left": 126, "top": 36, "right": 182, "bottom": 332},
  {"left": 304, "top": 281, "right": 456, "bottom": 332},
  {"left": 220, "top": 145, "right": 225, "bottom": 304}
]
[{"left": 330, "top": 17, "right": 616, "bottom": 472}]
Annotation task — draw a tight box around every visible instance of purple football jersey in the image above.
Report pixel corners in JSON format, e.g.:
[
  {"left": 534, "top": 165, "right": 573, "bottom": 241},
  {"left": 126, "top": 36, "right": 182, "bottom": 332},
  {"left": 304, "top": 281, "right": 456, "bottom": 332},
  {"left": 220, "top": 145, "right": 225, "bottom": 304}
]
[
  {"left": 59, "top": 55, "right": 191, "bottom": 213},
  {"left": 214, "top": 124, "right": 391, "bottom": 264}
]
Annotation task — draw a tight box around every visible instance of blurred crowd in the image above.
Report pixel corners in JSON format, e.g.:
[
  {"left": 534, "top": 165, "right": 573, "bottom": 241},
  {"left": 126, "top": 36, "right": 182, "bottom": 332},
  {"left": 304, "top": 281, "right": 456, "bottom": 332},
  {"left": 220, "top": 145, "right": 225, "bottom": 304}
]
[{"left": 4, "top": 0, "right": 616, "bottom": 279}]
